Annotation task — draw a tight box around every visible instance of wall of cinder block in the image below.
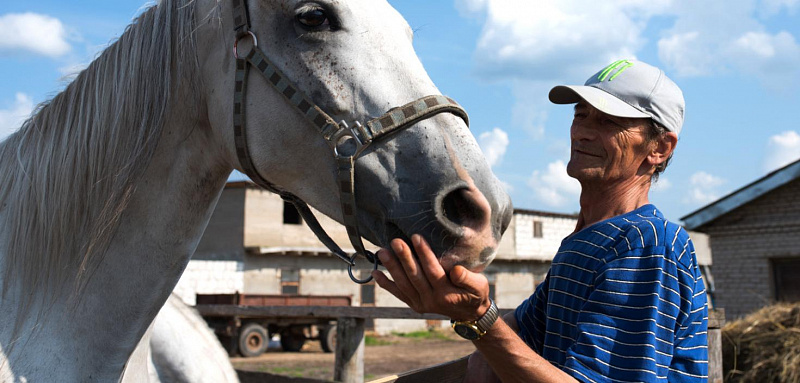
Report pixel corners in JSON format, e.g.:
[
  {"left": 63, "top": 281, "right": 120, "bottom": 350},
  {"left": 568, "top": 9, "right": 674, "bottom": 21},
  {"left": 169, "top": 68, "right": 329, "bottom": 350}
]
[{"left": 701, "top": 178, "right": 800, "bottom": 320}]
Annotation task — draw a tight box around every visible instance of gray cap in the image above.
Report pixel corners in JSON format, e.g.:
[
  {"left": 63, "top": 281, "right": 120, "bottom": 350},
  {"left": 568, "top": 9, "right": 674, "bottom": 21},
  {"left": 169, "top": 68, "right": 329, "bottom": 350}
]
[{"left": 549, "top": 59, "right": 685, "bottom": 136}]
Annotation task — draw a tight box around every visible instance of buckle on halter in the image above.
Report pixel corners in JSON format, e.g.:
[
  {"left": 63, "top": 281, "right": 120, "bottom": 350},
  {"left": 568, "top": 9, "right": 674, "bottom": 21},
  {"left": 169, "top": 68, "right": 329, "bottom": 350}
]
[{"left": 332, "top": 120, "right": 365, "bottom": 158}]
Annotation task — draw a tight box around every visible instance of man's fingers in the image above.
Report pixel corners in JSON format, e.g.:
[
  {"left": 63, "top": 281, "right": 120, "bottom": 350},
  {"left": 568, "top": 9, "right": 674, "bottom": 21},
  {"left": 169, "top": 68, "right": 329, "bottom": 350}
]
[
  {"left": 376, "top": 247, "right": 421, "bottom": 306},
  {"left": 410, "top": 234, "right": 447, "bottom": 284},
  {"left": 371, "top": 270, "right": 408, "bottom": 303},
  {"left": 390, "top": 238, "right": 433, "bottom": 295},
  {"left": 449, "top": 265, "right": 488, "bottom": 296}
]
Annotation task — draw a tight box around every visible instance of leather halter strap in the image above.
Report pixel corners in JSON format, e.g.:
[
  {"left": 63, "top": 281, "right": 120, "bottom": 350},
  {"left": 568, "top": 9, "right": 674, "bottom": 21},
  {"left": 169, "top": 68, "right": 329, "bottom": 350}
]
[{"left": 230, "top": 0, "right": 469, "bottom": 283}]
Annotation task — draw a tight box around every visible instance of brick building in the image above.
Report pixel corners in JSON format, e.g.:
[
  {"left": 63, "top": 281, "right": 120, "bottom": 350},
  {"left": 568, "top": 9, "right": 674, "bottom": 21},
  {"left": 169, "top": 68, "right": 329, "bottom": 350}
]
[{"left": 682, "top": 159, "right": 800, "bottom": 320}]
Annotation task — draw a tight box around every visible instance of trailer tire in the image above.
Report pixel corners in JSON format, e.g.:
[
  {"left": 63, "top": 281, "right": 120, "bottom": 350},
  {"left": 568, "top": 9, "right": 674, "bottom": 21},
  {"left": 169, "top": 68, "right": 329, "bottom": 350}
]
[
  {"left": 239, "top": 323, "right": 268, "bottom": 357},
  {"left": 320, "top": 325, "right": 336, "bottom": 353},
  {"left": 280, "top": 326, "right": 306, "bottom": 352}
]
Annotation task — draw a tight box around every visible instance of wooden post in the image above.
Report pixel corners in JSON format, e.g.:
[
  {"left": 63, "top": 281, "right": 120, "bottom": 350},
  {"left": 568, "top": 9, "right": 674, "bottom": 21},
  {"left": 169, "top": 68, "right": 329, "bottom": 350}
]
[
  {"left": 334, "top": 317, "right": 365, "bottom": 383},
  {"left": 708, "top": 309, "right": 725, "bottom": 383}
]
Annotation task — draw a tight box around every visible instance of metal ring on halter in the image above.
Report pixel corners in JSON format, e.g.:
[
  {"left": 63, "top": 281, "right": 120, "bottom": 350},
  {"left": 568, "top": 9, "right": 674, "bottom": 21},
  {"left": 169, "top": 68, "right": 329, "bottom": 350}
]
[
  {"left": 347, "top": 251, "right": 379, "bottom": 284},
  {"left": 331, "top": 122, "right": 366, "bottom": 158},
  {"left": 233, "top": 31, "right": 258, "bottom": 59}
]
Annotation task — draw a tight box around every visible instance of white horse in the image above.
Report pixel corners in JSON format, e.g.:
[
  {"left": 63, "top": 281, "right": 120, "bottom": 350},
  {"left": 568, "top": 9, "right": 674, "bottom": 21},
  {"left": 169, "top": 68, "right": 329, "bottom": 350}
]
[
  {"left": 146, "top": 294, "right": 239, "bottom": 382},
  {"left": 0, "top": 0, "right": 512, "bottom": 381}
]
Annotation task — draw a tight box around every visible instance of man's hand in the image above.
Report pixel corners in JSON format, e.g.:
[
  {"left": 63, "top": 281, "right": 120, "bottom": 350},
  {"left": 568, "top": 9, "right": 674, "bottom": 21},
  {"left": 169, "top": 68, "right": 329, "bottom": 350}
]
[{"left": 371, "top": 234, "right": 491, "bottom": 321}]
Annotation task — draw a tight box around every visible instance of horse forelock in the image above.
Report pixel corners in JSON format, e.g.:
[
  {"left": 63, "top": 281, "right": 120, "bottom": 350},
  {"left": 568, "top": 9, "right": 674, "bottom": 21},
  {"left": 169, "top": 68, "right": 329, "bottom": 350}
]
[{"left": 0, "top": 0, "right": 200, "bottom": 319}]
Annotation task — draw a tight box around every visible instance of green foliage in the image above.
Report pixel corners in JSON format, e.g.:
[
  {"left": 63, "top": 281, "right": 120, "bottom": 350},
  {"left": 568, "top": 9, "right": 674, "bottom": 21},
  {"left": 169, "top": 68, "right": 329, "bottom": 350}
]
[
  {"left": 365, "top": 335, "right": 394, "bottom": 346},
  {"left": 392, "top": 329, "right": 451, "bottom": 341}
]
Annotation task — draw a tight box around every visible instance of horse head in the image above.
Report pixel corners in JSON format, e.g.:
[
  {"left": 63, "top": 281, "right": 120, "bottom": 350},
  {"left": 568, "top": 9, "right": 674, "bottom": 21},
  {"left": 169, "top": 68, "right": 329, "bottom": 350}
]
[{"left": 195, "top": 0, "right": 513, "bottom": 273}]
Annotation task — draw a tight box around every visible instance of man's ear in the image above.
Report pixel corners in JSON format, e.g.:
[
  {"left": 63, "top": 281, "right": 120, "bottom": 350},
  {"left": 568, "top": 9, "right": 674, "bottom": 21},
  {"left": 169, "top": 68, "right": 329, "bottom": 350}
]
[{"left": 648, "top": 132, "right": 678, "bottom": 168}]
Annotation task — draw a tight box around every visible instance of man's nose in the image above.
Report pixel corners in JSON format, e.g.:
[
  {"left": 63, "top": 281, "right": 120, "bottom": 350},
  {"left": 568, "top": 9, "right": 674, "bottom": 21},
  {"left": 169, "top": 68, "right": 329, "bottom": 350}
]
[{"left": 571, "top": 120, "right": 596, "bottom": 141}]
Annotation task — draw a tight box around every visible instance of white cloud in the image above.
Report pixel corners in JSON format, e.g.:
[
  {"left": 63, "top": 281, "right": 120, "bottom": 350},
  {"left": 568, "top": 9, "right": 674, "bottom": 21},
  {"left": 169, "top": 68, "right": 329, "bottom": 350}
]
[
  {"left": 455, "top": 0, "right": 666, "bottom": 83},
  {"left": 0, "top": 13, "right": 71, "bottom": 57},
  {"left": 527, "top": 160, "right": 581, "bottom": 207},
  {"left": 763, "top": 131, "right": 800, "bottom": 172},
  {"left": 760, "top": 0, "right": 800, "bottom": 15},
  {"left": 685, "top": 171, "right": 726, "bottom": 205},
  {"left": 650, "top": 177, "right": 673, "bottom": 193},
  {"left": 657, "top": 0, "right": 800, "bottom": 89},
  {"left": 453, "top": 0, "right": 666, "bottom": 138},
  {"left": 456, "top": 0, "right": 800, "bottom": 132},
  {"left": 477, "top": 127, "right": 510, "bottom": 167},
  {"left": 0, "top": 93, "right": 34, "bottom": 141}
]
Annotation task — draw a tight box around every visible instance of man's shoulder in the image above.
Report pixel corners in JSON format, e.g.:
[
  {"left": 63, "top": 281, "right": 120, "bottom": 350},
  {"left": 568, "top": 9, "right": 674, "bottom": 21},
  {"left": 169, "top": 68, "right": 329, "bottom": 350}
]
[{"left": 588, "top": 205, "right": 691, "bottom": 256}]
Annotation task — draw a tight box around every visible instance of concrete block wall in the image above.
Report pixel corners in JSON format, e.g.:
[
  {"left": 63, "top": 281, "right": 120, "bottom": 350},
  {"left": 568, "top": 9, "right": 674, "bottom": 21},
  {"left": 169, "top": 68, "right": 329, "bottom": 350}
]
[
  {"left": 174, "top": 260, "right": 244, "bottom": 305},
  {"left": 700, "top": 178, "right": 800, "bottom": 319},
  {"left": 485, "top": 260, "right": 552, "bottom": 308},
  {"left": 504, "top": 212, "right": 577, "bottom": 261}
]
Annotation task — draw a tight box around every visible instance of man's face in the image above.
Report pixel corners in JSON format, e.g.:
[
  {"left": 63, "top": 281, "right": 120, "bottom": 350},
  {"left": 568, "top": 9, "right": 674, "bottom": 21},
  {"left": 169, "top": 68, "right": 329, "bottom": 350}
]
[{"left": 566, "top": 102, "right": 653, "bottom": 186}]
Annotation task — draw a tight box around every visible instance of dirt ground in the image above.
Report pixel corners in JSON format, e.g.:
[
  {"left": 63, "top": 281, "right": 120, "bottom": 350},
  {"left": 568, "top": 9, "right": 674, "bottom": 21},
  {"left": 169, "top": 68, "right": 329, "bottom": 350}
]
[{"left": 231, "top": 331, "right": 476, "bottom": 381}]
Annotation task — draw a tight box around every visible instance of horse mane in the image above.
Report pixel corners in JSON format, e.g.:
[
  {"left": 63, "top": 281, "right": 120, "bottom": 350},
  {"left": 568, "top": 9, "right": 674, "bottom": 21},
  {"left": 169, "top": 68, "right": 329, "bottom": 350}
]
[{"left": 0, "top": 0, "right": 199, "bottom": 309}]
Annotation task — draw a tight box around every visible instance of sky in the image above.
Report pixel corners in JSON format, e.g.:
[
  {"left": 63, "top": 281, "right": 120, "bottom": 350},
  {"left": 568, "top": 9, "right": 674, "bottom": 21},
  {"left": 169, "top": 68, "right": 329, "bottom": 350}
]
[{"left": 1, "top": 0, "right": 799, "bottom": 223}]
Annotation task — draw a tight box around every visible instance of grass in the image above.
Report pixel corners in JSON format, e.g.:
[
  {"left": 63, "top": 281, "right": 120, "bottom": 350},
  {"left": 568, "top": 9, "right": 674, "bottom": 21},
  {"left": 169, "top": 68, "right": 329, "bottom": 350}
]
[
  {"left": 258, "top": 367, "right": 330, "bottom": 378},
  {"left": 365, "top": 335, "right": 394, "bottom": 346},
  {"left": 392, "top": 328, "right": 453, "bottom": 341}
]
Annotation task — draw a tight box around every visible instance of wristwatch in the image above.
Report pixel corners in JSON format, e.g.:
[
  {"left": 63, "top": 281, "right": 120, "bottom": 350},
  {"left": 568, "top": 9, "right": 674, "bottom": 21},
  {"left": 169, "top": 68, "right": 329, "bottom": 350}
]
[{"left": 450, "top": 299, "right": 499, "bottom": 340}]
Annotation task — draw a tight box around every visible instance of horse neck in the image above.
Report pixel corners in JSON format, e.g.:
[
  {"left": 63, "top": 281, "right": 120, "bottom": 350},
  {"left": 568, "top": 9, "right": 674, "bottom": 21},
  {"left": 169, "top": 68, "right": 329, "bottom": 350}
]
[
  {"left": 0, "top": 87, "right": 231, "bottom": 381},
  {"left": 0, "top": 2, "right": 234, "bottom": 379}
]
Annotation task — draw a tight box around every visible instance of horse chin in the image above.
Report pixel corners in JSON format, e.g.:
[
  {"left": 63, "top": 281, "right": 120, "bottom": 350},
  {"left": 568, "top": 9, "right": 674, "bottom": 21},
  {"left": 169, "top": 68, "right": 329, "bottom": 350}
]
[{"left": 438, "top": 245, "right": 496, "bottom": 274}]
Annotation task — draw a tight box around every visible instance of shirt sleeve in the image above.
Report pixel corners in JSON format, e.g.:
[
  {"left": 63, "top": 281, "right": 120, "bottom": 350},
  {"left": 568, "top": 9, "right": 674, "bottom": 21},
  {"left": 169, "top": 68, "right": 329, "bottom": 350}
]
[
  {"left": 515, "top": 272, "right": 550, "bottom": 354},
  {"left": 560, "top": 245, "right": 706, "bottom": 383}
]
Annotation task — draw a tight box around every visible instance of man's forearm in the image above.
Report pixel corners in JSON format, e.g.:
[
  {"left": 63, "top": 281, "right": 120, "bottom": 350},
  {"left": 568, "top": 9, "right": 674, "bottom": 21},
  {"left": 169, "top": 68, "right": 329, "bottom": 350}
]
[{"left": 469, "top": 319, "right": 578, "bottom": 383}]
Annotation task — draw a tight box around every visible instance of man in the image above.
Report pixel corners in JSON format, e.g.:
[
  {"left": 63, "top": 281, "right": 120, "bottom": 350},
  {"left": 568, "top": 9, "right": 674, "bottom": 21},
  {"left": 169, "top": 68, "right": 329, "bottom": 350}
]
[{"left": 372, "top": 59, "right": 709, "bottom": 382}]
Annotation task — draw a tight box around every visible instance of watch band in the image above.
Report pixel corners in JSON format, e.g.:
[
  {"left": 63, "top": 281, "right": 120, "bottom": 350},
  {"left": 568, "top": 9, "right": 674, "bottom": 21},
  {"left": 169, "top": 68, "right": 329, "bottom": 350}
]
[{"left": 476, "top": 299, "right": 499, "bottom": 334}]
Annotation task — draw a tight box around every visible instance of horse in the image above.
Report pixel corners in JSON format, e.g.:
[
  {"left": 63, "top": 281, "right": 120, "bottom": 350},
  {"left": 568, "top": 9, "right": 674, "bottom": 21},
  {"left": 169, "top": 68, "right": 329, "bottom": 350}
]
[
  {"left": 146, "top": 294, "right": 239, "bottom": 382},
  {"left": 0, "top": 0, "right": 513, "bottom": 380}
]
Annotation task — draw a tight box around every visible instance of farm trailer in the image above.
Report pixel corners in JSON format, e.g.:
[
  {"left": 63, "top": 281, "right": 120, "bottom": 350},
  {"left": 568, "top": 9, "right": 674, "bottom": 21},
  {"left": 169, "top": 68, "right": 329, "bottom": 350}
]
[{"left": 195, "top": 293, "right": 351, "bottom": 357}]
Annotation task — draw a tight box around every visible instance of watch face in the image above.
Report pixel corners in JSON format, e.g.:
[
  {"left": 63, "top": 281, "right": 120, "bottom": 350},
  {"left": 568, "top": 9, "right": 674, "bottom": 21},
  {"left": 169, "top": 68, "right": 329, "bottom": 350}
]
[{"left": 454, "top": 324, "right": 480, "bottom": 340}]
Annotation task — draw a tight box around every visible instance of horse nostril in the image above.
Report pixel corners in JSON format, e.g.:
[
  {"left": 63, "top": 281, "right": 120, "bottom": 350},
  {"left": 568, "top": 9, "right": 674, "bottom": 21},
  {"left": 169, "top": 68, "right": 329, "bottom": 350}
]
[{"left": 436, "top": 186, "right": 488, "bottom": 237}]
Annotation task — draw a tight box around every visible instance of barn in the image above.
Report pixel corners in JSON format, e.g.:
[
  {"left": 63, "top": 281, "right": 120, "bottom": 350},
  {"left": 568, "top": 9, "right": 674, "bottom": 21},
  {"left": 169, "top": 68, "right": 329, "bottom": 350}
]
[{"left": 682, "top": 158, "right": 800, "bottom": 320}]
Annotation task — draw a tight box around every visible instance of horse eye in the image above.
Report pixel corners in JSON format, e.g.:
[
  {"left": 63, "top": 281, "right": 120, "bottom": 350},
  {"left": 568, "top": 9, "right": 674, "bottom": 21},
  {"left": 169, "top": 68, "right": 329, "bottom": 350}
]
[{"left": 297, "top": 9, "right": 328, "bottom": 28}]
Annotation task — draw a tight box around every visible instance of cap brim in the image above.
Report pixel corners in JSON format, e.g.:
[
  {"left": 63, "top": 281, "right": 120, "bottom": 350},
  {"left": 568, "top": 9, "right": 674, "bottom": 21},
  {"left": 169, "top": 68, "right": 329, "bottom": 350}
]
[{"left": 549, "top": 85, "right": 650, "bottom": 119}]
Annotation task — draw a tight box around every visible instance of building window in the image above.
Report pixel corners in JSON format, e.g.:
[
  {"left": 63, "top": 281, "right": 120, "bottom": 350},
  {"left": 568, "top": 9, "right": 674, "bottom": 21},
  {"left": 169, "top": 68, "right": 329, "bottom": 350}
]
[
  {"left": 283, "top": 201, "right": 302, "bottom": 225},
  {"left": 772, "top": 258, "right": 800, "bottom": 302},
  {"left": 281, "top": 269, "right": 300, "bottom": 295},
  {"left": 533, "top": 220, "right": 543, "bottom": 238}
]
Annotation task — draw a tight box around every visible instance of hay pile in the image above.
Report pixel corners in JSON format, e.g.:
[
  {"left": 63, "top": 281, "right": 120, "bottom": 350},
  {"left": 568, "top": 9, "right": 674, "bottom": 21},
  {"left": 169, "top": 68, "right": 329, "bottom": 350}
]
[{"left": 722, "top": 302, "right": 800, "bottom": 383}]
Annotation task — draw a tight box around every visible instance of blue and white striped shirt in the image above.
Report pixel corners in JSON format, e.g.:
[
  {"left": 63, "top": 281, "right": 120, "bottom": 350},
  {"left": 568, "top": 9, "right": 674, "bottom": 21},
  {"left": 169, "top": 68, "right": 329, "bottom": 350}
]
[{"left": 515, "top": 204, "right": 708, "bottom": 383}]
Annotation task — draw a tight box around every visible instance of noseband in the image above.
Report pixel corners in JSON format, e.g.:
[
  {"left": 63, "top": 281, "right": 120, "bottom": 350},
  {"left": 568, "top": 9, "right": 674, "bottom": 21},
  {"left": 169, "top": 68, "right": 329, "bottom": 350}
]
[{"left": 230, "top": 0, "right": 469, "bottom": 284}]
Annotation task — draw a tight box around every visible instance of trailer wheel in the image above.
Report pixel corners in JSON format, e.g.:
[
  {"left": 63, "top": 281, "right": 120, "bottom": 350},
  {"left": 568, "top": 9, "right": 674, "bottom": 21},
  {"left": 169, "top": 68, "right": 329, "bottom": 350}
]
[
  {"left": 239, "top": 323, "right": 268, "bottom": 357},
  {"left": 320, "top": 325, "right": 336, "bottom": 353},
  {"left": 280, "top": 326, "right": 306, "bottom": 352}
]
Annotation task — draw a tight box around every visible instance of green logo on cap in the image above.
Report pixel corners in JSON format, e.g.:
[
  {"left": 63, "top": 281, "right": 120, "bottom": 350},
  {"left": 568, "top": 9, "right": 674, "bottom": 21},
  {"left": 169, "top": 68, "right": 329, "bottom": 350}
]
[{"left": 598, "top": 59, "right": 634, "bottom": 82}]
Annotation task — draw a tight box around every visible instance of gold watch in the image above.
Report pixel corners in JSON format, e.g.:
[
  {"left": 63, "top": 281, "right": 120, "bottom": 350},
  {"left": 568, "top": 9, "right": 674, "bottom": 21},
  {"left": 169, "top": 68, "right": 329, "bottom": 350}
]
[{"left": 450, "top": 299, "right": 499, "bottom": 340}]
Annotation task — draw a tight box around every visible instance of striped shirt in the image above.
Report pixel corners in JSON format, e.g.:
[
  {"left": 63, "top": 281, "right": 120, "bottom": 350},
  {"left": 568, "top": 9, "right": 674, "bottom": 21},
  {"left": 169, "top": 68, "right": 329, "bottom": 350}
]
[{"left": 515, "top": 204, "right": 708, "bottom": 383}]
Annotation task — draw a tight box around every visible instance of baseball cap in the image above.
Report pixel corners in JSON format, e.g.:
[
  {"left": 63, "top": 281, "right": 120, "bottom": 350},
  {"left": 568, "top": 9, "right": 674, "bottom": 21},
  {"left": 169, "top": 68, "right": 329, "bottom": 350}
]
[{"left": 549, "top": 59, "right": 685, "bottom": 136}]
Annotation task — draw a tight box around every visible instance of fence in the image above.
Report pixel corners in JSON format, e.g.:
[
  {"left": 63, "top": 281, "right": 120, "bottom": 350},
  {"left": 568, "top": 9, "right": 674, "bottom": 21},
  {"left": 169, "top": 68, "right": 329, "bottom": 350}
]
[{"left": 196, "top": 305, "right": 725, "bottom": 383}]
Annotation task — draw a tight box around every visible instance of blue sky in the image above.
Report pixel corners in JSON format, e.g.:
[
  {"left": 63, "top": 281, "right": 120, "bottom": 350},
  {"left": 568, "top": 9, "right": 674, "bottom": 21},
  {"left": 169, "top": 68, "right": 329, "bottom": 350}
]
[{"left": 1, "top": 0, "right": 799, "bottom": 222}]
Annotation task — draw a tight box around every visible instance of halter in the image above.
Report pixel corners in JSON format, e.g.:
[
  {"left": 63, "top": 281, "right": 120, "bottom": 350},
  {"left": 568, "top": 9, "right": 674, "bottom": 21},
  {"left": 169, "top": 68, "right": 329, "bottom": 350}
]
[{"left": 230, "top": 0, "right": 469, "bottom": 284}]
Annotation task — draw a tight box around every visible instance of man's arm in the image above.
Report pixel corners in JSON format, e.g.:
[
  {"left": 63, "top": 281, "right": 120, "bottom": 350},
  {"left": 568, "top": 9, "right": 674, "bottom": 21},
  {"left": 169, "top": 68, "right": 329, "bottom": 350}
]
[
  {"left": 372, "top": 235, "right": 577, "bottom": 383},
  {"left": 464, "top": 312, "right": 517, "bottom": 383}
]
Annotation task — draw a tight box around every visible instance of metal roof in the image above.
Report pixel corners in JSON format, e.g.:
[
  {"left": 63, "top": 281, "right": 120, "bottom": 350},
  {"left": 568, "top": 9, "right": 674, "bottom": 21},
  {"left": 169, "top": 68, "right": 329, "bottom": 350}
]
[{"left": 681, "top": 158, "right": 800, "bottom": 231}]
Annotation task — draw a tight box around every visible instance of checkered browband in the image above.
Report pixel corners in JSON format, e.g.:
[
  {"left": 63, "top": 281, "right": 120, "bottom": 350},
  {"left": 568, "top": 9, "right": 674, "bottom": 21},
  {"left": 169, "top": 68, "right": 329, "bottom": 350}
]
[{"left": 230, "top": 0, "right": 469, "bottom": 284}]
